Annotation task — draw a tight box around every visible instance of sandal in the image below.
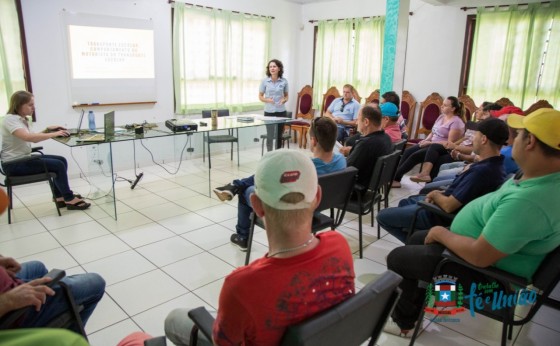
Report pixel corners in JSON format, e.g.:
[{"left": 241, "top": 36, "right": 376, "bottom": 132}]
[
  {"left": 55, "top": 194, "right": 84, "bottom": 208},
  {"left": 410, "top": 174, "right": 432, "bottom": 183},
  {"left": 65, "top": 200, "right": 91, "bottom": 210}
]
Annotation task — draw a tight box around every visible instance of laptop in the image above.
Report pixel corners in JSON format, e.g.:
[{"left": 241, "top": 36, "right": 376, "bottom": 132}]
[
  {"left": 77, "top": 111, "right": 115, "bottom": 142},
  {"left": 68, "top": 110, "right": 85, "bottom": 135}
]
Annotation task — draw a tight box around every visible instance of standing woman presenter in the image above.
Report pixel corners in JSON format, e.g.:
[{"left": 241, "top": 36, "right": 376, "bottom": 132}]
[
  {"left": 259, "top": 59, "right": 289, "bottom": 152},
  {"left": 1, "top": 91, "right": 90, "bottom": 210}
]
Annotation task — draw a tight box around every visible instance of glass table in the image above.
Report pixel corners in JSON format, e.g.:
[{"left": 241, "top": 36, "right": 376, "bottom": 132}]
[{"left": 53, "top": 115, "right": 293, "bottom": 219}]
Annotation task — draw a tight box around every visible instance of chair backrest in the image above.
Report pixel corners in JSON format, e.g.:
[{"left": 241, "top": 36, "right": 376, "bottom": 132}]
[
  {"left": 280, "top": 270, "right": 402, "bottom": 346},
  {"left": 495, "top": 97, "right": 515, "bottom": 107},
  {"left": 523, "top": 99, "right": 554, "bottom": 115},
  {"left": 315, "top": 167, "right": 358, "bottom": 213},
  {"left": 201, "top": 109, "right": 230, "bottom": 118},
  {"left": 414, "top": 92, "right": 443, "bottom": 138},
  {"left": 352, "top": 88, "right": 362, "bottom": 104},
  {"left": 400, "top": 90, "right": 416, "bottom": 138},
  {"left": 377, "top": 150, "right": 402, "bottom": 191},
  {"left": 321, "top": 86, "right": 341, "bottom": 115},
  {"left": 366, "top": 150, "right": 401, "bottom": 192},
  {"left": 393, "top": 139, "right": 407, "bottom": 154},
  {"left": 531, "top": 245, "right": 560, "bottom": 295},
  {"left": 365, "top": 90, "right": 380, "bottom": 105},
  {"left": 296, "top": 85, "right": 314, "bottom": 120},
  {"left": 458, "top": 94, "right": 477, "bottom": 122}
]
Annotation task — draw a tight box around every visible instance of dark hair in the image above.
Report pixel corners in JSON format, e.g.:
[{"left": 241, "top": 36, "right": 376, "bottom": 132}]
[
  {"left": 266, "top": 59, "right": 284, "bottom": 78},
  {"left": 382, "top": 91, "right": 400, "bottom": 111},
  {"left": 483, "top": 103, "right": 502, "bottom": 112},
  {"left": 522, "top": 129, "right": 560, "bottom": 158},
  {"left": 361, "top": 105, "right": 382, "bottom": 127},
  {"left": 447, "top": 96, "right": 466, "bottom": 122},
  {"left": 309, "top": 117, "right": 338, "bottom": 152},
  {"left": 7, "top": 90, "right": 33, "bottom": 115}
]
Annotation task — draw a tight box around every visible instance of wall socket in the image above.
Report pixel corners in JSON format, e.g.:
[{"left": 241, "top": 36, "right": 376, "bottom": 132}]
[
  {"left": 93, "top": 159, "right": 103, "bottom": 165},
  {"left": 253, "top": 138, "right": 259, "bottom": 142}
]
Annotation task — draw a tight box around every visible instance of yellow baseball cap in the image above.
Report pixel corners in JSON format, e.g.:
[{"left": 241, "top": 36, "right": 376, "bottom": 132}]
[{"left": 507, "top": 108, "right": 560, "bottom": 151}]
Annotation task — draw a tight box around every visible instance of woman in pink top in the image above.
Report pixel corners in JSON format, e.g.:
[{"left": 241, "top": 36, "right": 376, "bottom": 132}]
[{"left": 392, "top": 96, "right": 466, "bottom": 187}]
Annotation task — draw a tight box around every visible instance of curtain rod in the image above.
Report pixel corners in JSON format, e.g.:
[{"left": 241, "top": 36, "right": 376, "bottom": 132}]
[
  {"left": 168, "top": 1, "right": 274, "bottom": 19},
  {"left": 308, "top": 13, "right": 411, "bottom": 23},
  {"left": 461, "top": 1, "right": 550, "bottom": 11}
]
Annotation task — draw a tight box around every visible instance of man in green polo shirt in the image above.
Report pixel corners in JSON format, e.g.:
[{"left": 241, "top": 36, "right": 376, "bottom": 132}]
[{"left": 383, "top": 108, "right": 560, "bottom": 338}]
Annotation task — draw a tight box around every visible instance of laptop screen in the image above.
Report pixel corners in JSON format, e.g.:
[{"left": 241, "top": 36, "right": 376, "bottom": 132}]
[
  {"left": 104, "top": 111, "right": 115, "bottom": 139},
  {"left": 76, "top": 109, "right": 85, "bottom": 132}
]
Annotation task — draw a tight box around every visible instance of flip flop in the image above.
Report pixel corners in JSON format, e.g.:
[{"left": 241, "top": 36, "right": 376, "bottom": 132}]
[{"left": 65, "top": 200, "right": 91, "bottom": 210}]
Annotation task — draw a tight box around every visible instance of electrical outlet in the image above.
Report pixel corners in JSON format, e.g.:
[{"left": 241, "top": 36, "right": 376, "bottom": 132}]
[
  {"left": 253, "top": 138, "right": 259, "bottom": 142},
  {"left": 94, "top": 159, "right": 103, "bottom": 165},
  {"left": 187, "top": 148, "right": 194, "bottom": 152}
]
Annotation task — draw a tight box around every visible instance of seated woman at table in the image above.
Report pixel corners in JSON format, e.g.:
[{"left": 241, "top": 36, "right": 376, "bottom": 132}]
[
  {"left": 1, "top": 91, "right": 90, "bottom": 210},
  {"left": 392, "top": 96, "right": 466, "bottom": 188}
]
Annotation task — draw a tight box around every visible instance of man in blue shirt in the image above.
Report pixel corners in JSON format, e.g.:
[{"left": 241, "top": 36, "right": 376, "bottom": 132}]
[
  {"left": 377, "top": 118, "right": 510, "bottom": 243},
  {"left": 324, "top": 84, "right": 360, "bottom": 143},
  {"left": 213, "top": 117, "right": 346, "bottom": 250}
]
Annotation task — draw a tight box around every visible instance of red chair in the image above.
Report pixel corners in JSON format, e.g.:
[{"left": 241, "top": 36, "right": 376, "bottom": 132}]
[
  {"left": 459, "top": 94, "right": 477, "bottom": 122},
  {"left": 400, "top": 90, "right": 417, "bottom": 139},
  {"left": 365, "top": 89, "right": 380, "bottom": 105},
  {"left": 409, "top": 92, "right": 443, "bottom": 145},
  {"left": 320, "top": 86, "right": 341, "bottom": 116},
  {"left": 291, "top": 85, "right": 314, "bottom": 148}
]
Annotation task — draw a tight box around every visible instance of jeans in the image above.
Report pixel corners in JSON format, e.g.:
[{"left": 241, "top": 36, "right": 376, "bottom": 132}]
[
  {"left": 336, "top": 126, "right": 349, "bottom": 143},
  {"left": 387, "top": 231, "right": 497, "bottom": 330},
  {"left": 232, "top": 176, "right": 256, "bottom": 240},
  {"left": 15, "top": 261, "right": 105, "bottom": 332},
  {"left": 419, "top": 179, "right": 454, "bottom": 194},
  {"left": 165, "top": 308, "right": 216, "bottom": 346},
  {"left": 2, "top": 154, "right": 74, "bottom": 200},
  {"left": 264, "top": 111, "right": 286, "bottom": 151},
  {"left": 376, "top": 195, "right": 435, "bottom": 243}
]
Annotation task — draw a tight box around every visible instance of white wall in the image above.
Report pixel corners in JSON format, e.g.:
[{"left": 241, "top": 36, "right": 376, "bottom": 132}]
[{"left": 19, "top": 0, "right": 472, "bottom": 173}]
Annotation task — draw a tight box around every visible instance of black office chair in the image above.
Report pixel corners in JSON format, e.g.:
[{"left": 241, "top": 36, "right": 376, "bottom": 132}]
[
  {"left": 344, "top": 150, "right": 401, "bottom": 258},
  {"left": 0, "top": 270, "right": 88, "bottom": 339},
  {"left": 409, "top": 246, "right": 560, "bottom": 346},
  {"left": 260, "top": 111, "right": 293, "bottom": 156},
  {"left": 201, "top": 109, "right": 239, "bottom": 169},
  {"left": 186, "top": 270, "right": 402, "bottom": 346},
  {"left": 0, "top": 148, "right": 61, "bottom": 224},
  {"left": 244, "top": 166, "right": 358, "bottom": 265}
]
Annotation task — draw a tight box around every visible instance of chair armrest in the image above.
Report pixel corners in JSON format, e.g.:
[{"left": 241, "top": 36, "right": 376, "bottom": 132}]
[
  {"left": 144, "top": 336, "right": 167, "bottom": 346},
  {"left": 417, "top": 200, "right": 455, "bottom": 221},
  {"left": 441, "top": 249, "right": 529, "bottom": 288},
  {"left": 31, "top": 146, "right": 43, "bottom": 153},
  {"left": 188, "top": 307, "right": 215, "bottom": 342}
]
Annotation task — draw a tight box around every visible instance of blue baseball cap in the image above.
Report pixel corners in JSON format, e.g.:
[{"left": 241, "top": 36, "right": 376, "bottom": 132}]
[{"left": 380, "top": 102, "right": 398, "bottom": 118}]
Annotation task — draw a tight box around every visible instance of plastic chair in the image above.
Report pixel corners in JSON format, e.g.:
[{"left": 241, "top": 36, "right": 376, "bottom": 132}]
[
  {"left": 187, "top": 270, "right": 403, "bottom": 346},
  {"left": 0, "top": 148, "right": 61, "bottom": 224},
  {"left": 344, "top": 150, "right": 402, "bottom": 258},
  {"left": 201, "top": 109, "right": 239, "bottom": 169},
  {"left": 409, "top": 246, "right": 560, "bottom": 346}
]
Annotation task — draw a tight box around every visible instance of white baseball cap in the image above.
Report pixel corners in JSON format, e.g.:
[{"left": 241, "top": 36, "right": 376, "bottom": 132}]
[{"left": 254, "top": 149, "right": 318, "bottom": 210}]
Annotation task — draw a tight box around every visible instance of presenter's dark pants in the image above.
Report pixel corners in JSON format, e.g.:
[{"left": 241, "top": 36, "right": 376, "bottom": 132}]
[{"left": 264, "top": 111, "right": 287, "bottom": 151}]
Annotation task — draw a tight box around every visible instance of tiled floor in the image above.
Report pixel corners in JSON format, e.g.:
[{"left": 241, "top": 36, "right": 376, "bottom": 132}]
[{"left": 2, "top": 146, "right": 559, "bottom": 345}]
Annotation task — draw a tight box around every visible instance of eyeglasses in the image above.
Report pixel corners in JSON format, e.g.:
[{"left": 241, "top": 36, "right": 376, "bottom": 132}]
[{"left": 340, "top": 103, "right": 346, "bottom": 112}]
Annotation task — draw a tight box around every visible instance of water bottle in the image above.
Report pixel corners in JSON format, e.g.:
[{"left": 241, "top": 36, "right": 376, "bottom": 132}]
[{"left": 88, "top": 111, "right": 96, "bottom": 131}]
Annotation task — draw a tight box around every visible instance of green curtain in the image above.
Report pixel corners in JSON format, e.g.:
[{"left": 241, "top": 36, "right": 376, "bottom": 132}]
[
  {"left": 353, "top": 17, "right": 384, "bottom": 101},
  {"left": 312, "top": 19, "right": 353, "bottom": 110},
  {"left": 468, "top": 3, "right": 560, "bottom": 109},
  {"left": 173, "top": 4, "right": 271, "bottom": 114},
  {"left": 312, "top": 17, "right": 384, "bottom": 110},
  {"left": 0, "top": 0, "right": 26, "bottom": 112}
]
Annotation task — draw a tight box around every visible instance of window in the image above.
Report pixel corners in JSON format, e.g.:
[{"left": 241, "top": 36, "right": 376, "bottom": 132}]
[
  {"left": 172, "top": 4, "right": 271, "bottom": 114},
  {"left": 312, "top": 17, "right": 384, "bottom": 109},
  {"left": 0, "top": 0, "right": 30, "bottom": 113},
  {"left": 464, "top": 3, "right": 560, "bottom": 108}
]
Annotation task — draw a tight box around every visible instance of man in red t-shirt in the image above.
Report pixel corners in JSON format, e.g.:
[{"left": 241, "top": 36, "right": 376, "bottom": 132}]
[{"left": 165, "top": 150, "right": 355, "bottom": 345}]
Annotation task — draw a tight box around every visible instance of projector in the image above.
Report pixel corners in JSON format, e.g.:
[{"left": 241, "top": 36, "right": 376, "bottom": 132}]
[{"left": 165, "top": 119, "right": 198, "bottom": 132}]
